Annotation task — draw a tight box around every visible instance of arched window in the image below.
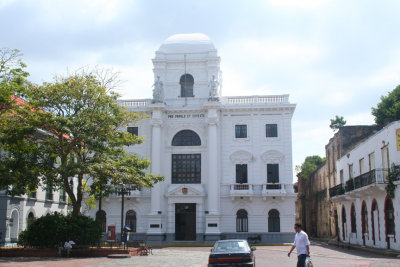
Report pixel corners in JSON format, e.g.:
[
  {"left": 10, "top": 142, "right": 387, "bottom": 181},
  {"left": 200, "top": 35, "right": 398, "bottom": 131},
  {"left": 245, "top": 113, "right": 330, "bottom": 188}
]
[
  {"left": 236, "top": 209, "right": 248, "bottom": 232},
  {"left": 125, "top": 210, "right": 137, "bottom": 232},
  {"left": 385, "top": 196, "right": 395, "bottom": 235},
  {"left": 180, "top": 74, "right": 194, "bottom": 97},
  {"left": 351, "top": 203, "right": 356, "bottom": 233},
  {"left": 172, "top": 130, "right": 201, "bottom": 146},
  {"left": 96, "top": 210, "right": 107, "bottom": 232},
  {"left": 361, "top": 201, "right": 368, "bottom": 234},
  {"left": 27, "top": 212, "right": 35, "bottom": 228},
  {"left": 268, "top": 209, "right": 280, "bottom": 232},
  {"left": 341, "top": 205, "right": 346, "bottom": 240}
]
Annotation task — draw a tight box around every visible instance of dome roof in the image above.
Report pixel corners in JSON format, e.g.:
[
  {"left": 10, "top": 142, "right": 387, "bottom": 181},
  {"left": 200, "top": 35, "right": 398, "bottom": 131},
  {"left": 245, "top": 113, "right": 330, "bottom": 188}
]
[{"left": 158, "top": 33, "right": 215, "bottom": 54}]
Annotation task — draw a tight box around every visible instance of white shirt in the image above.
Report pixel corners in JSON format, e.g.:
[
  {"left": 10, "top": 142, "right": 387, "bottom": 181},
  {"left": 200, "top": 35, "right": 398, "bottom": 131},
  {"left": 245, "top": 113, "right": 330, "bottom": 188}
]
[
  {"left": 64, "top": 240, "right": 75, "bottom": 249},
  {"left": 293, "top": 230, "right": 310, "bottom": 255}
]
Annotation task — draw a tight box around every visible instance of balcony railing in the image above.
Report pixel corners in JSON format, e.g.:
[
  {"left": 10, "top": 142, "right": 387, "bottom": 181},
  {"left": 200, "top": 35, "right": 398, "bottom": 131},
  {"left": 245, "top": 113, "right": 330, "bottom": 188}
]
[
  {"left": 329, "top": 184, "right": 345, "bottom": 198},
  {"left": 330, "top": 168, "right": 390, "bottom": 198},
  {"left": 229, "top": 184, "right": 254, "bottom": 196}
]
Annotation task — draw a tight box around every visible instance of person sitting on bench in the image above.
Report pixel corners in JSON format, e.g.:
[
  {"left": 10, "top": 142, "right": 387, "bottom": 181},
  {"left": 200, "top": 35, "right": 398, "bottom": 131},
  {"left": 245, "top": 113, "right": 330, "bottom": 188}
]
[{"left": 58, "top": 238, "right": 75, "bottom": 256}]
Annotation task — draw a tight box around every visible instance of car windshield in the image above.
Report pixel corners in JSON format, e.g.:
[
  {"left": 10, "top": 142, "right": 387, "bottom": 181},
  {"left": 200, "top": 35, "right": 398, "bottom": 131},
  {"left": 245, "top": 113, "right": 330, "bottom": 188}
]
[{"left": 213, "top": 241, "right": 249, "bottom": 252}]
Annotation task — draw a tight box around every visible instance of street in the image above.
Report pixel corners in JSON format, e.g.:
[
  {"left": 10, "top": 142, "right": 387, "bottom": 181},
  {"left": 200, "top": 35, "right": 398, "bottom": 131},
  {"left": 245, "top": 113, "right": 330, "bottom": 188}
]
[{"left": 1, "top": 242, "right": 400, "bottom": 267}]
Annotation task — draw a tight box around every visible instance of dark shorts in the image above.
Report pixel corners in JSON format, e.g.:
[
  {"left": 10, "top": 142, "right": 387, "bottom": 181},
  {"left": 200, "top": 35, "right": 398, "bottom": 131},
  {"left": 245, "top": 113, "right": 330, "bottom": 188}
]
[{"left": 297, "top": 254, "right": 307, "bottom": 267}]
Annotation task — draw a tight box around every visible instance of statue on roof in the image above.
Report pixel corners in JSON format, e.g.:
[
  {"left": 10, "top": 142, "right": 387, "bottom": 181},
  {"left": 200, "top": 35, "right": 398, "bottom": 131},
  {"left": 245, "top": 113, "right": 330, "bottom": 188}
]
[
  {"left": 152, "top": 76, "right": 164, "bottom": 103},
  {"left": 208, "top": 75, "right": 220, "bottom": 101}
]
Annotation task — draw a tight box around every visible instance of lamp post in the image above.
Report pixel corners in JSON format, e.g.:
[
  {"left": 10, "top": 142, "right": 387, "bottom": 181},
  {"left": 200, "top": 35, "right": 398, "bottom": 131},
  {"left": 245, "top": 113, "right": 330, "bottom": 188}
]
[{"left": 116, "top": 183, "right": 135, "bottom": 244}]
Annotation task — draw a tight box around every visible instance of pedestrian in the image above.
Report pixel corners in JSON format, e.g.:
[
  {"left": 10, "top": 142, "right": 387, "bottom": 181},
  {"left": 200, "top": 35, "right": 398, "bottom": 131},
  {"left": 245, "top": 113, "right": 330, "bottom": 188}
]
[
  {"left": 287, "top": 223, "right": 310, "bottom": 267},
  {"left": 58, "top": 238, "right": 75, "bottom": 257}
]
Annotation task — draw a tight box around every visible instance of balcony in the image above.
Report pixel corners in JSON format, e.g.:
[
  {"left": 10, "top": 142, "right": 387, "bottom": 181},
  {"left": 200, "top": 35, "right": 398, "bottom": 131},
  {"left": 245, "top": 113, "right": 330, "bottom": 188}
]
[
  {"left": 330, "top": 168, "right": 389, "bottom": 199},
  {"left": 229, "top": 184, "right": 254, "bottom": 197},
  {"left": 329, "top": 184, "right": 345, "bottom": 198}
]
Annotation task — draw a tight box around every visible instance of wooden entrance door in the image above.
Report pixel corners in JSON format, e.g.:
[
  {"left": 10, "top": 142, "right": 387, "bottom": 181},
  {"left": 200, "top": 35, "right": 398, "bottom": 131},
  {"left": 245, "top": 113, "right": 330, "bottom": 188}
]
[{"left": 175, "top": 203, "right": 196, "bottom": 241}]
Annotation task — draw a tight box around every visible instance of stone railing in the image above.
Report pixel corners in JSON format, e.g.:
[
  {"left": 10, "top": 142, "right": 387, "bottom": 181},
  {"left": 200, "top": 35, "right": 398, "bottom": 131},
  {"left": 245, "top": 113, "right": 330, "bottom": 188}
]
[
  {"left": 229, "top": 184, "right": 254, "bottom": 195},
  {"left": 117, "top": 99, "right": 151, "bottom": 107},
  {"left": 117, "top": 94, "right": 290, "bottom": 108},
  {"left": 223, "top": 95, "right": 289, "bottom": 105}
]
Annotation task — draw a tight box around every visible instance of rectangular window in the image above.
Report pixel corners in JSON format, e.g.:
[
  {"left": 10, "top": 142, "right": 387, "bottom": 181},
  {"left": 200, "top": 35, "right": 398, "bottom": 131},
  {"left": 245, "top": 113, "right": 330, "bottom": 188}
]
[
  {"left": 368, "top": 152, "right": 375, "bottom": 171},
  {"left": 45, "top": 188, "right": 53, "bottom": 201},
  {"left": 340, "top": 169, "right": 344, "bottom": 184},
  {"left": 266, "top": 124, "right": 278, "bottom": 137},
  {"left": 127, "top": 127, "right": 138, "bottom": 136},
  {"left": 235, "top": 164, "right": 248, "bottom": 183},
  {"left": 59, "top": 188, "right": 66, "bottom": 202},
  {"left": 359, "top": 158, "right": 364, "bottom": 175},
  {"left": 28, "top": 191, "right": 37, "bottom": 199},
  {"left": 267, "top": 164, "right": 279, "bottom": 183},
  {"left": 172, "top": 154, "right": 201, "bottom": 184},
  {"left": 235, "top": 125, "right": 247, "bottom": 138},
  {"left": 349, "top": 164, "right": 353, "bottom": 179}
]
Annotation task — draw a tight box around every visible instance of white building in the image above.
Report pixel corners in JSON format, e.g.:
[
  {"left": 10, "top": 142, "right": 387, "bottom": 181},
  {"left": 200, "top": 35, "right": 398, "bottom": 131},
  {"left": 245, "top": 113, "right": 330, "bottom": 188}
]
[
  {"left": 89, "top": 33, "right": 297, "bottom": 243},
  {"left": 330, "top": 120, "right": 400, "bottom": 250},
  {"left": 0, "top": 186, "right": 70, "bottom": 246}
]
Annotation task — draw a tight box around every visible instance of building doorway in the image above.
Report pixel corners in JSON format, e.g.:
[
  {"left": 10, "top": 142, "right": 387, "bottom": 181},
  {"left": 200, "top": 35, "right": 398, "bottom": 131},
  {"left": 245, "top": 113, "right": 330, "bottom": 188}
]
[{"left": 175, "top": 203, "right": 196, "bottom": 241}]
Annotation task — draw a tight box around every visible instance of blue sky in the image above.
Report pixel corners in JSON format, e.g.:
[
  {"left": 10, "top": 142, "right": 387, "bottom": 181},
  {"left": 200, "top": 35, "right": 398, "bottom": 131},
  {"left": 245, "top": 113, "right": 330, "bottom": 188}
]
[{"left": 1, "top": 0, "right": 400, "bottom": 178}]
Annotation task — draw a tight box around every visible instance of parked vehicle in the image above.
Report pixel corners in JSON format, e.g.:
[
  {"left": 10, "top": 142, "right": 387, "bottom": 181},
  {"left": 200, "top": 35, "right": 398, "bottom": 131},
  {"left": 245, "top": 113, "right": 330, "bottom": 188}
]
[{"left": 208, "top": 239, "right": 256, "bottom": 267}]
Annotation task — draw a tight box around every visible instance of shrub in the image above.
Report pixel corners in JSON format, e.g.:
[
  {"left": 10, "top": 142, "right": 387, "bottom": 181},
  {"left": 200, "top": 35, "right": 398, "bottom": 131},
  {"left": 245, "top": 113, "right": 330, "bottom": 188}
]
[{"left": 18, "top": 213, "right": 102, "bottom": 248}]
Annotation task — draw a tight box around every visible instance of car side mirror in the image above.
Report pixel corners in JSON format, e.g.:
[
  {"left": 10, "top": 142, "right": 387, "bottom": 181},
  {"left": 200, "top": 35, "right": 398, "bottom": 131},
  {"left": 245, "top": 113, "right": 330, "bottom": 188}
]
[{"left": 251, "top": 247, "right": 256, "bottom": 251}]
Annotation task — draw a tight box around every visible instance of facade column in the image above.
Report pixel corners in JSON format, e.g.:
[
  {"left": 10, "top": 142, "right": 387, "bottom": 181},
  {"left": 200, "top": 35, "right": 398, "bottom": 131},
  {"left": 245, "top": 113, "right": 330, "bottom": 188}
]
[
  {"left": 204, "top": 102, "right": 221, "bottom": 238},
  {"left": 147, "top": 104, "right": 165, "bottom": 236}
]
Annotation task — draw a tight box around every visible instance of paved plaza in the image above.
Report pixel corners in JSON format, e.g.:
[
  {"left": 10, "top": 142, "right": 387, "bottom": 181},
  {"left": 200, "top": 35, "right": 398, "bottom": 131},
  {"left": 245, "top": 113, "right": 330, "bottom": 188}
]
[{"left": 1, "top": 242, "right": 400, "bottom": 267}]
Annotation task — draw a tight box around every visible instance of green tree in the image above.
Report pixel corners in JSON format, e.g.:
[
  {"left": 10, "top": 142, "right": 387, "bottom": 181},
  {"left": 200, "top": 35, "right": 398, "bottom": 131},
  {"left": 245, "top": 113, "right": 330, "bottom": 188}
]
[
  {"left": 0, "top": 70, "right": 164, "bottom": 216},
  {"left": 296, "top": 155, "right": 326, "bottom": 180},
  {"left": 329, "top": 115, "right": 346, "bottom": 131},
  {"left": 372, "top": 85, "right": 400, "bottom": 127}
]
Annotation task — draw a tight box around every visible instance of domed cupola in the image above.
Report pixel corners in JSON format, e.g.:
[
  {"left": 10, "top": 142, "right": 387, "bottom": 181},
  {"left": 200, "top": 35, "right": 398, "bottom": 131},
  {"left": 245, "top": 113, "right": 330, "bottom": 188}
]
[
  {"left": 152, "top": 33, "right": 221, "bottom": 105},
  {"left": 158, "top": 33, "right": 216, "bottom": 54}
]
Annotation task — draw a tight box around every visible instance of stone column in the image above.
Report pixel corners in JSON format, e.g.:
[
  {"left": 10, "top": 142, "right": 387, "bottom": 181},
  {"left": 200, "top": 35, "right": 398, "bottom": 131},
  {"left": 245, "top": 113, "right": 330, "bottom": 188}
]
[
  {"left": 147, "top": 104, "right": 165, "bottom": 237},
  {"left": 204, "top": 102, "right": 221, "bottom": 238}
]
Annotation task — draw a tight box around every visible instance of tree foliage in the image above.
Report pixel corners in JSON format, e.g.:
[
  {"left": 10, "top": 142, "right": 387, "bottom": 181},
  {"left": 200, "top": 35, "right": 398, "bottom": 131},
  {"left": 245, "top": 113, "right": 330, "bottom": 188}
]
[
  {"left": 0, "top": 68, "right": 164, "bottom": 216},
  {"left": 329, "top": 115, "right": 346, "bottom": 131},
  {"left": 0, "top": 48, "right": 30, "bottom": 107},
  {"left": 372, "top": 85, "right": 400, "bottom": 128},
  {"left": 18, "top": 213, "right": 102, "bottom": 248},
  {"left": 296, "top": 155, "right": 326, "bottom": 180}
]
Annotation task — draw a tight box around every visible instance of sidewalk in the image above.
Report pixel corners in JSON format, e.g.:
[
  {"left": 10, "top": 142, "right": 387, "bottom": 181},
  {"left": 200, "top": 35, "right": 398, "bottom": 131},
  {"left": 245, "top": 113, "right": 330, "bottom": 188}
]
[{"left": 310, "top": 237, "right": 400, "bottom": 258}]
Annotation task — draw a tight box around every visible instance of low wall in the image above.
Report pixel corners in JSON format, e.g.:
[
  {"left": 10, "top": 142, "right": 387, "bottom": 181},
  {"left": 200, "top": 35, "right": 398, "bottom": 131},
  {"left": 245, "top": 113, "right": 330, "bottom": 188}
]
[{"left": 0, "top": 248, "right": 140, "bottom": 257}]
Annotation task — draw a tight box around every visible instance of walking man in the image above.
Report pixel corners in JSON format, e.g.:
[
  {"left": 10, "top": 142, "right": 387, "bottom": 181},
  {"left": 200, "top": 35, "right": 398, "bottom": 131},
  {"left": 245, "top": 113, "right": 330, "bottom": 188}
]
[{"left": 288, "top": 223, "right": 310, "bottom": 267}]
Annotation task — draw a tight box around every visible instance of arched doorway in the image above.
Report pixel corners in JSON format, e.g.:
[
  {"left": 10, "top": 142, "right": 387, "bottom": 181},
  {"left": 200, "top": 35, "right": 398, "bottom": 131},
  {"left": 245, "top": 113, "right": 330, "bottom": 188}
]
[
  {"left": 371, "top": 199, "right": 379, "bottom": 245},
  {"left": 350, "top": 203, "right": 357, "bottom": 236},
  {"left": 361, "top": 201, "right": 368, "bottom": 246},
  {"left": 10, "top": 210, "right": 19, "bottom": 242},
  {"left": 384, "top": 196, "right": 395, "bottom": 249},
  {"left": 341, "top": 205, "right": 346, "bottom": 241}
]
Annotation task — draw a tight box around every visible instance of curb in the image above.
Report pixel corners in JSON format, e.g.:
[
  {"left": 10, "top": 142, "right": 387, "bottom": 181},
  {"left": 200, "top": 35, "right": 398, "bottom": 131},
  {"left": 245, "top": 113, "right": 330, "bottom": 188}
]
[
  {"left": 315, "top": 239, "right": 400, "bottom": 258},
  {"left": 150, "top": 243, "right": 293, "bottom": 248}
]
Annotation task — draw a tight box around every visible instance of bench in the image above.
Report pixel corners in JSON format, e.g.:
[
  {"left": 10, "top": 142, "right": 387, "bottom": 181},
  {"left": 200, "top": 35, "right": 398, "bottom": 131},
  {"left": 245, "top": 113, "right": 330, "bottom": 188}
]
[{"left": 126, "top": 240, "right": 152, "bottom": 255}]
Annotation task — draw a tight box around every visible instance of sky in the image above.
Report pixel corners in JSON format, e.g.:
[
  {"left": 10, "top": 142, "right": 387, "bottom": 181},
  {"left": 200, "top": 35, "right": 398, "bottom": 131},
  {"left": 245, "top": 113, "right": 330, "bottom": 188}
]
[{"left": 1, "top": 0, "right": 400, "bottom": 180}]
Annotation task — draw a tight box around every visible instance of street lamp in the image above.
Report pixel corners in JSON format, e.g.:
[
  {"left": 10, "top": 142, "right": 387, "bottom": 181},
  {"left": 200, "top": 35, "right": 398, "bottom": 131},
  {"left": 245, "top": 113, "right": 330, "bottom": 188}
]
[{"left": 116, "top": 183, "right": 135, "bottom": 244}]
